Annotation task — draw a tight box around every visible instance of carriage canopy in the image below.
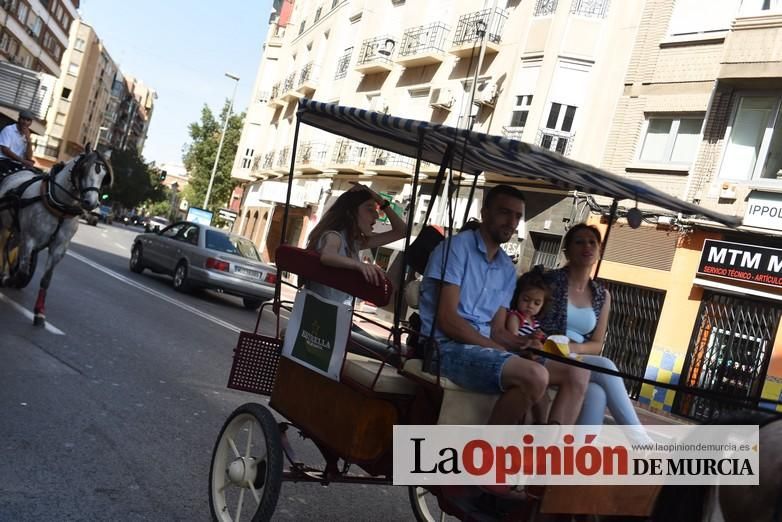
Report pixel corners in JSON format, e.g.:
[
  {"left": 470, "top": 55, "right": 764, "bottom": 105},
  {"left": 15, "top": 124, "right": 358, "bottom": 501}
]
[{"left": 296, "top": 99, "right": 740, "bottom": 227}]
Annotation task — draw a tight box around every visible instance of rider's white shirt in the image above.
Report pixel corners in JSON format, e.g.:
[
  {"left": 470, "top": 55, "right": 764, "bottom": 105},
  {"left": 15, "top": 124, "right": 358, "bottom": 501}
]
[{"left": 0, "top": 123, "right": 28, "bottom": 159}]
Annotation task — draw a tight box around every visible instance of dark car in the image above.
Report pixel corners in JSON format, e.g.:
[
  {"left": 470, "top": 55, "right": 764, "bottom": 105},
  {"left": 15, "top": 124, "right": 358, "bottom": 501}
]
[{"left": 129, "top": 221, "right": 276, "bottom": 309}]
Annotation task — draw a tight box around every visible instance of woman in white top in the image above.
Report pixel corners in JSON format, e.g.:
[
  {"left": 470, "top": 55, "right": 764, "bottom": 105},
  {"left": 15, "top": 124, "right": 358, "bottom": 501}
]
[{"left": 305, "top": 183, "right": 406, "bottom": 304}]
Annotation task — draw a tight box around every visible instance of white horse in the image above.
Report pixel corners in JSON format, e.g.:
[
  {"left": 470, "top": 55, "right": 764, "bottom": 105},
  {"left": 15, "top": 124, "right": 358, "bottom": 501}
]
[{"left": 0, "top": 144, "right": 112, "bottom": 325}]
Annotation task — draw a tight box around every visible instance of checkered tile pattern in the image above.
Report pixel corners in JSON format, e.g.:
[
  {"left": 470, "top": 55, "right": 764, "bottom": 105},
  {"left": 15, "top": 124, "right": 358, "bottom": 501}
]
[
  {"left": 760, "top": 377, "right": 782, "bottom": 413},
  {"left": 639, "top": 349, "right": 683, "bottom": 412}
]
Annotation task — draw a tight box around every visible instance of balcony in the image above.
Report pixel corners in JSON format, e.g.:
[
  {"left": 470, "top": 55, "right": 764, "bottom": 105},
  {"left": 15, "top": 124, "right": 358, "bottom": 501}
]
[
  {"left": 450, "top": 8, "right": 508, "bottom": 58},
  {"left": 397, "top": 22, "right": 450, "bottom": 68},
  {"left": 276, "top": 146, "right": 291, "bottom": 171},
  {"left": 281, "top": 72, "right": 301, "bottom": 102},
  {"left": 295, "top": 141, "right": 330, "bottom": 173},
  {"left": 536, "top": 128, "right": 575, "bottom": 156},
  {"left": 262, "top": 151, "right": 275, "bottom": 170},
  {"left": 0, "top": 61, "right": 54, "bottom": 126},
  {"left": 332, "top": 138, "right": 369, "bottom": 172},
  {"left": 719, "top": 11, "right": 782, "bottom": 81},
  {"left": 267, "top": 83, "right": 285, "bottom": 108},
  {"left": 355, "top": 35, "right": 397, "bottom": 75},
  {"left": 334, "top": 48, "right": 352, "bottom": 80},
  {"left": 296, "top": 62, "right": 320, "bottom": 94},
  {"left": 502, "top": 126, "right": 525, "bottom": 140},
  {"left": 368, "top": 148, "right": 415, "bottom": 176}
]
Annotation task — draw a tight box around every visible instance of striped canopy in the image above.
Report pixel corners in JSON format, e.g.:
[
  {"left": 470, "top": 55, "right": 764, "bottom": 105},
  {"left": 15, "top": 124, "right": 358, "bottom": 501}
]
[{"left": 296, "top": 99, "right": 741, "bottom": 227}]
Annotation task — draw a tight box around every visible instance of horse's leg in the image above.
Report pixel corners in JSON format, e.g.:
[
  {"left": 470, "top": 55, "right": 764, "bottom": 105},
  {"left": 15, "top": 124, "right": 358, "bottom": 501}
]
[{"left": 33, "top": 243, "right": 66, "bottom": 326}]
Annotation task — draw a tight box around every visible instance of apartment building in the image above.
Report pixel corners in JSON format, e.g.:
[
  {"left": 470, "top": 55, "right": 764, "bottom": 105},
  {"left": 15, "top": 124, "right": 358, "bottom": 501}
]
[
  {"left": 231, "top": 0, "right": 643, "bottom": 270},
  {"left": 0, "top": 0, "right": 78, "bottom": 131},
  {"left": 31, "top": 20, "right": 156, "bottom": 167},
  {"left": 598, "top": 0, "right": 782, "bottom": 419}
]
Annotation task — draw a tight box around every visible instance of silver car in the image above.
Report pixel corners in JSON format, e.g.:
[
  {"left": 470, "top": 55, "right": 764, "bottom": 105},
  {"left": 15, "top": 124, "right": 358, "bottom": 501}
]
[{"left": 129, "top": 221, "right": 276, "bottom": 309}]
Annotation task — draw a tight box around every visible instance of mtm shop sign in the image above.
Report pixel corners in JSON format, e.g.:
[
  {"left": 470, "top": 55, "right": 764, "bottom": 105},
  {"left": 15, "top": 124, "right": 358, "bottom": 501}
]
[{"left": 697, "top": 239, "right": 782, "bottom": 289}]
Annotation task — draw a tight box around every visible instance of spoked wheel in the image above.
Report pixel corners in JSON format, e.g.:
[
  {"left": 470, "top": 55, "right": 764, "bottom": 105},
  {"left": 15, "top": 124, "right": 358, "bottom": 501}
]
[
  {"left": 409, "top": 486, "right": 460, "bottom": 522},
  {"left": 209, "top": 403, "right": 283, "bottom": 522}
]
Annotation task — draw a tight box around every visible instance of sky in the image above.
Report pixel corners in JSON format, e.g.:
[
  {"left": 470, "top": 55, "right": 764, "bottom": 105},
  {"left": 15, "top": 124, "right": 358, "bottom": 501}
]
[{"left": 78, "top": 0, "right": 274, "bottom": 167}]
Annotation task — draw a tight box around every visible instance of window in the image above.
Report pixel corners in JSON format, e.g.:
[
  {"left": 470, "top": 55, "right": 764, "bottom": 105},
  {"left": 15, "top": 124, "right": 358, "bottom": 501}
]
[
  {"left": 16, "top": 2, "right": 28, "bottom": 24},
  {"left": 668, "top": 0, "right": 739, "bottom": 36},
  {"left": 28, "top": 15, "right": 43, "bottom": 36},
  {"left": 530, "top": 233, "right": 561, "bottom": 269},
  {"left": 719, "top": 95, "right": 782, "bottom": 181},
  {"left": 241, "top": 148, "right": 254, "bottom": 169},
  {"left": 740, "top": 0, "right": 782, "bottom": 15},
  {"left": 638, "top": 116, "right": 703, "bottom": 165},
  {"left": 314, "top": 6, "right": 322, "bottom": 22},
  {"left": 74, "top": 38, "right": 85, "bottom": 51},
  {"left": 510, "top": 95, "right": 533, "bottom": 128},
  {"left": 538, "top": 102, "right": 577, "bottom": 154},
  {"left": 61, "top": 87, "right": 71, "bottom": 99},
  {"left": 67, "top": 62, "right": 79, "bottom": 76},
  {"left": 299, "top": 20, "right": 306, "bottom": 35}
]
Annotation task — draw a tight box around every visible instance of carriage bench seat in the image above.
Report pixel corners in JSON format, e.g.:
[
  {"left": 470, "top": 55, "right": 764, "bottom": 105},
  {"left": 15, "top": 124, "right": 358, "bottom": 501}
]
[
  {"left": 342, "top": 353, "right": 417, "bottom": 395},
  {"left": 403, "top": 358, "right": 499, "bottom": 424}
]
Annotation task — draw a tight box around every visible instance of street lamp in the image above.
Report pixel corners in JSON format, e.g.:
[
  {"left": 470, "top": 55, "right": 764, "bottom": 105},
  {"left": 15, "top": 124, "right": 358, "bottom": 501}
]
[{"left": 203, "top": 72, "right": 240, "bottom": 209}]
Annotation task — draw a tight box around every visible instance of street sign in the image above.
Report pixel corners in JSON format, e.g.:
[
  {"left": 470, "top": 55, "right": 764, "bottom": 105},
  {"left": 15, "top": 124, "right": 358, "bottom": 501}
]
[{"left": 218, "top": 208, "right": 238, "bottom": 222}]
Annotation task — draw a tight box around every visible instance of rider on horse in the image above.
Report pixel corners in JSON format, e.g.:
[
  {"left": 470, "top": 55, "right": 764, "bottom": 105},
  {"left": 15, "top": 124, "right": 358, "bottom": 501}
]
[{"left": 0, "top": 109, "right": 36, "bottom": 172}]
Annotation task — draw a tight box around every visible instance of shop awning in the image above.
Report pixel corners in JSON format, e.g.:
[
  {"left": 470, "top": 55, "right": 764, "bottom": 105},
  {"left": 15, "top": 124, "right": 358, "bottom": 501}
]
[{"left": 296, "top": 99, "right": 741, "bottom": 228}]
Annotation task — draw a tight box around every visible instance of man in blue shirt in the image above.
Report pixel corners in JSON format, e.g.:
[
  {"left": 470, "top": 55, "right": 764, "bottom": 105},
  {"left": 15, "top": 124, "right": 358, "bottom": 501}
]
[{"left": 419, "top": 184, "right": 548, "bottom": 425}]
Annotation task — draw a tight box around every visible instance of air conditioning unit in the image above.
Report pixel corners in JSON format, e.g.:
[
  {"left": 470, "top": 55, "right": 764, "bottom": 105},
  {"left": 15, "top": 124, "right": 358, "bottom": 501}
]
[
  {"left": 475, "top": 81, "right": 498, "bottom": 107},
  {"left": 369, "top": 96, "right": 389, "bottom": 113},
  {"left": 429, "top": 88, "right": 454, "bottom": 110}
]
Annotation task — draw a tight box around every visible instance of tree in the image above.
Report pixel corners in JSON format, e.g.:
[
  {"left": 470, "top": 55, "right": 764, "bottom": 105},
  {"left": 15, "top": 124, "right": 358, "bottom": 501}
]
[
  {"left": 182, "top": 100, "right": 245, "bottom": 213},
  {"left": 108, "top": 148, "right": 166, "bottom": 209}
]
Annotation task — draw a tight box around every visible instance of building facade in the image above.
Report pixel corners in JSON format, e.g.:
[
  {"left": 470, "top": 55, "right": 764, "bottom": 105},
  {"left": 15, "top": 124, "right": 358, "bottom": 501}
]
[
  {"left": 598, "top": 0, "right": 782, "bottom": 419},
  {"left": 231, "top": 0, "right": 643, "bottom": 270},
  {"left": 30, "top": 20, "right": 156, "bottom": 167},
  {"left": 0, "top": 0, "right": 78, "bottom": 132}
]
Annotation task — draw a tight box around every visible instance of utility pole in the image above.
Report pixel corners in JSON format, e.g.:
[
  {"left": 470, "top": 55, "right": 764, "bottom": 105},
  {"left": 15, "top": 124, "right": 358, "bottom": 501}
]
[{"left": 203, "top": 73, "right": 240, "bottom": 209}]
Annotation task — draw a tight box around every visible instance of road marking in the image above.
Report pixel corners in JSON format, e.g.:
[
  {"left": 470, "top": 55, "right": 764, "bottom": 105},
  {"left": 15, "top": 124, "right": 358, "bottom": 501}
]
[
  {"left": 66, "top": 251, "right": 244, "bottom": 333},
  {"left": 0, "top": 292, "right": 65, "bottom": 335},
  {"left": 114, "top": 242, "right": 126, "bottom": 251}
]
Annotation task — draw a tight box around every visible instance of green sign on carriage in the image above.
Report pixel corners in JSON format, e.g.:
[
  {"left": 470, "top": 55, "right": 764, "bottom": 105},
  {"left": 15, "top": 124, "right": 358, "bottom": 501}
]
[{"left": 282, "top": 289, "right": 350, "bottom": 380}]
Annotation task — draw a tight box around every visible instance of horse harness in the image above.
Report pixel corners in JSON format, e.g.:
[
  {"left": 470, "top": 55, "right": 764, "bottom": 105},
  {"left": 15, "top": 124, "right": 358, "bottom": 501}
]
[{"left": 0, "top": 154, "right": 105, "bottom": 252}]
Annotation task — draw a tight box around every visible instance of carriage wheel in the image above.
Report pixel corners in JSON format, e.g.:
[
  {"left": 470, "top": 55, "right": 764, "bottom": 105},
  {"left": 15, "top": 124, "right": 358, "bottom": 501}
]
[
  {"left": 409, "top": 486, "right": 459, "bottom": 522},
  {"left": 209, "top": 403, "right": 283, "bottom": 522}
]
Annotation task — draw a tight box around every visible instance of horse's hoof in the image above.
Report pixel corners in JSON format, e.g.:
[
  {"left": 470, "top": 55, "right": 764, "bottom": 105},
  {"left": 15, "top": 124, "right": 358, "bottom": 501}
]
[{"left": 33, "top": 314, "right": 45, "bottom": 327}]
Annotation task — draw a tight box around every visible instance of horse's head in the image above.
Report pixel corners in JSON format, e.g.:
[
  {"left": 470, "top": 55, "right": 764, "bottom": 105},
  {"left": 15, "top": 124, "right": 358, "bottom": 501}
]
[{"left": 71, "top": 143, "right": 113, "bottom": 211}]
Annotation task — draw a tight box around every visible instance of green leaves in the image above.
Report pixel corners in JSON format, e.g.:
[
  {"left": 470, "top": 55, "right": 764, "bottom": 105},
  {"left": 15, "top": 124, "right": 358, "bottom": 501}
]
[
  {"left": 108, "top": 148, "right": 165, "bottom": 208},
  {"left": 182, "top": 99, "right": 245, "bottom": 212}
]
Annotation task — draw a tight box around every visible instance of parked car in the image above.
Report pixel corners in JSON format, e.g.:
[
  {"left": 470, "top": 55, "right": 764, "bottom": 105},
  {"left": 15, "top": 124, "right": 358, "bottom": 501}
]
[{"left": 129, "top": 221, "right": 276, "bottom": 309}]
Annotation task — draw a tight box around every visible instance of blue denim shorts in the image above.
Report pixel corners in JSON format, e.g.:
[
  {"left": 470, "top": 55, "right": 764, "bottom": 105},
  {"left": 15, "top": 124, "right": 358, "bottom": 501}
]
[{"left": 437, "top": 341, "right": 514, "bottom": 394}]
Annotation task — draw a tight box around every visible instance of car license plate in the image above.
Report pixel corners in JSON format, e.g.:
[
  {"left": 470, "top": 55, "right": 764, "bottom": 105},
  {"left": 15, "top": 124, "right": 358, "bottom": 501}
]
[{"left": 236, "top": 267, "right": 262, "bottom": 279}]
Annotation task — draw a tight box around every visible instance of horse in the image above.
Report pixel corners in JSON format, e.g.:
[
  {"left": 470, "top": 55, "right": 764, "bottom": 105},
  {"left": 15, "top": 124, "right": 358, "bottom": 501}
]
[
  {"left": 651, "top": 412, "right": 782, "bottom": 522},
  {"left": 0, "top": 143, "right": 112, "bottom": 325}
]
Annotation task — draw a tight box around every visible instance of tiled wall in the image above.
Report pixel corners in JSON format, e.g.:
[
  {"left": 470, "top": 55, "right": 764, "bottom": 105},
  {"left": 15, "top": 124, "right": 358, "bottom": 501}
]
[{"left": 639, "top": 348, "right": 684, "bottom": 412}]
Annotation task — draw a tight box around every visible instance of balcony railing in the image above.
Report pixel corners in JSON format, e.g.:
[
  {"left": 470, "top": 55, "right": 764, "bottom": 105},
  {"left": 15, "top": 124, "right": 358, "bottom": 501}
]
[
  {"left": 276, "top": 147, "right": 291, "bottom": 168},
  {"left": 332, "top": 138, "right": 369, "bottom": 166},
  {"left": 537, "top": 128, "right": 575, "bottom": 156},
  {"left": 356, "top": 35, "right": 397, "bottom": 70},
  {"left": 452, "top": 7, "right": 508, "bottom": 46},
  {"left": 297, "top": 62, "right": 320, "bottom": 91},
  {"left": 334, "top": 48, "right": 352, "bottom": 79},
  {"left": 262, "top": 151, "right": 275, "bottom": 170},
  {"left": 283, "top": 72, "right": 296, "bottom": 93},
  {"left": 33, "top": 143, "right": 59, "bottom": 158},
  {"left": 570, "top": 0, "right": 610, "bottom": 18},
  {"left": 370, "top": 148, "right": 415, "bottom": 171},
  {"left": 296, "top": 141, "right": 330, "bottom": 166},
  {"left": 501, "top": 126, "right": 524, "bottom": 140},
  {"left": 400, "top": 22, "right": 450, "bottom": 57}
]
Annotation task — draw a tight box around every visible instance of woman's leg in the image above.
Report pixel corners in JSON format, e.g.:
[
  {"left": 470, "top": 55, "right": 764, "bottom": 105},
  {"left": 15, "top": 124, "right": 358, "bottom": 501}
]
[
  {"left": 576, "top": 382, "right": 607, "bottom": 425},
  {"left": 579, "top": 355, "right": 643, "bottom": 425},
  {"left": 544, "top": 359, "right": 590, "bottom": 424}
]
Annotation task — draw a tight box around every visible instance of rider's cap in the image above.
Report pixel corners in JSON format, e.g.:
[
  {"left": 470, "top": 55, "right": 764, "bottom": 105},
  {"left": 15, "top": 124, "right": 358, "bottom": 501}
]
[{"left": 19, "top": 109, "right": 35, "bottom": 120}]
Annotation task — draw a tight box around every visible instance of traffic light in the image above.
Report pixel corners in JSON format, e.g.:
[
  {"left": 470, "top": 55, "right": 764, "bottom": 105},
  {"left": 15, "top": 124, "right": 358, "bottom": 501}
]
[
  {"left": 101, "top": 194, "right": 109, "bottom": 200},
  {"left": 159, "top": 170, "right": 167, "bottom": 181}
]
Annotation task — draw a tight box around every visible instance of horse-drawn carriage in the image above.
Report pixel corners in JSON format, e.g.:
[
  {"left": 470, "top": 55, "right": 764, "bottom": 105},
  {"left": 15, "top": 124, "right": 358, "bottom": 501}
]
[{"left": 208, "top": 100, "right": 771, "bottom": 522}]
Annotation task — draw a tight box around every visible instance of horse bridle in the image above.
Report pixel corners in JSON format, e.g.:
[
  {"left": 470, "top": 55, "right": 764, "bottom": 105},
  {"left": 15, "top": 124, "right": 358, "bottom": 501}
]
[{"left": 51, "top": 152, "right": 110, "bottom": 209}]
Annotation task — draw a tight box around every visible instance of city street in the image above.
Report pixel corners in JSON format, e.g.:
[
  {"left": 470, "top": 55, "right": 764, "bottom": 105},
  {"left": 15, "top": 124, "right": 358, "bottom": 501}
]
[{"left": 0, "top": 222, "right": 412, "bottom": 521}]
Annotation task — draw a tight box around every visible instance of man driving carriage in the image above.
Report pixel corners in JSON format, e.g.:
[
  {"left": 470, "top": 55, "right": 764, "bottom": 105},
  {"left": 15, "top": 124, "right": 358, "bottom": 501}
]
[
  {"left": 0, "top": 109, "right": 36, "bottom": 170},
  {"left": 418, "top": 184, "right": 591, "bottom": 428}
]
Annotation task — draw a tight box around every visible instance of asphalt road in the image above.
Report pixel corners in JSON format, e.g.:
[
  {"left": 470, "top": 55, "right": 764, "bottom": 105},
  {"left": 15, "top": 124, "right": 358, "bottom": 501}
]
[{"left": 0, "top": 221, "right": 414, "bottom": 521}]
